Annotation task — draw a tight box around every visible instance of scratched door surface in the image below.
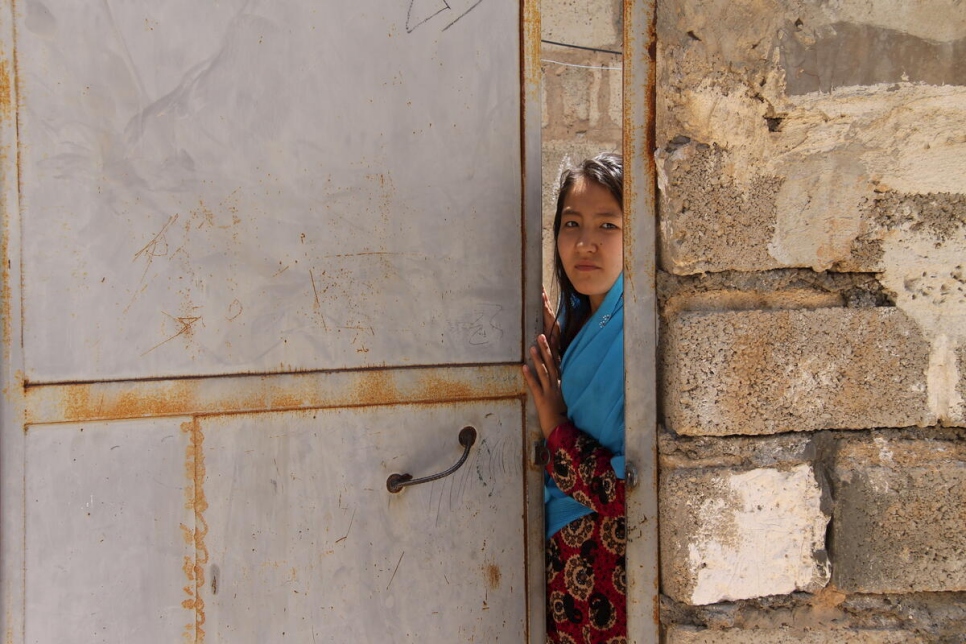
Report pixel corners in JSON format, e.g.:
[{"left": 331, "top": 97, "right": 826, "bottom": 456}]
[
  {"left": 2, "top": 1, "right": 542, "bottom": 643},
  {"left": 19, "top": 0, "right": 522, "bottom": 382}
]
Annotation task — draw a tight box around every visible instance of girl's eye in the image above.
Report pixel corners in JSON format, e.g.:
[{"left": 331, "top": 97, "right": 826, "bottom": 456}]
[
  {"left": 602, "top": 222, "right": 619, "bottom": 230},
  {"left": 563, "top": 220, "right": 579, "bottom": 228}
]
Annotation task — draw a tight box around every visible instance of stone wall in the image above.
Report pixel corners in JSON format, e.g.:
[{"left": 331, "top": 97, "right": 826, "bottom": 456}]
[
  {"left": 655, "top": 0, "right": 966, "bottom": 641},
  {"left": 543, "top": 0, "right": 966, "bottom": 641}
]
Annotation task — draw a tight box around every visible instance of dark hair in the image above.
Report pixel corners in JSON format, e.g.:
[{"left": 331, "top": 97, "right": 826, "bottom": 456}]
[{"left": 552, "top": 152, "right": 624, "bottom": 352}]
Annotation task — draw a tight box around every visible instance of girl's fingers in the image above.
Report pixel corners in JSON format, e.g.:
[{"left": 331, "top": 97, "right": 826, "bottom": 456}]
[
  {"left": 530, "top": 346, "right": 551, "bottom": 384},
  {"left": 542, "top": 291, "right": 557, "bottom": 337},
  {"left": 539, "top": 335, "right": 558, "bottom": 381},
  {"left": 521, "top": 364, "right": 539, "bottom": 395},
  {"left": 530, "top": 342, "right": 558, "bottom": 391}
]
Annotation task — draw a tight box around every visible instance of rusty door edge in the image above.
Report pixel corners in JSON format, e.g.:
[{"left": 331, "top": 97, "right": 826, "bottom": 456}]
[
  {"left": 623, "top": 0, "right": 661, "bottom": 643},
  {"left": 0, "top": 2, "right": 27, "bottom": 642},
  {"left": 25, "top": 364, "right": 529, "bottom": 425},
  {"left": 521, "top": 0, "right": 545, "bottom": 642}
]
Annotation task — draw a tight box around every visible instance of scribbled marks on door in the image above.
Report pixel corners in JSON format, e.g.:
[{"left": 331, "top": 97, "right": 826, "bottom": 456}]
[
  {"left": 129, "top": 194, "right": 242, "bottom": 357},
  {"left": 131, "top": 212, "right": 179, "bottom": 308},
  {"left": 406, "top": 0, "right": 484, "bottom": 33},
  {"left": 142, "top": 309, "right": 204, "bottom": 357},
  {"left": 467, "top": 304, "right": 504, "bottom": 346},
  {"left": 226, "top": 299, "right": 243, "bottom": 321}
]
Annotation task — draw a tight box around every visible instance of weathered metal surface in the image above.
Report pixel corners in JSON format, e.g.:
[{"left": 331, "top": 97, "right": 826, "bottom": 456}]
[
  {"left": 0, "top": 3, "right": 26, "bottom": 641},
  {"left": 25, "top": 364, "right": 524, "bottom": 425},
  {"left": 199, "top": 401, "right": 526, "bottom": 642},
  {"left": 4, "top": 2, "right": 540, "bottom": 642},
  {"left": 17, "top": 1, "right": 523, "bottom": 384},
  {"left": 24, "top": 417, "right": 196, "bottom": 643},
  {"left": 623, "top": 0, "right": 661, "bottom": 642}
]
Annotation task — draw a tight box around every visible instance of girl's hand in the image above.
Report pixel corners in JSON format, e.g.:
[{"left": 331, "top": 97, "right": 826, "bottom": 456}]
[
  {"left": 541, "top": 289, "right": 561, "bottom": 369},
  {"left": 522, "top": 333, "right": 568, "bottom": 439}
]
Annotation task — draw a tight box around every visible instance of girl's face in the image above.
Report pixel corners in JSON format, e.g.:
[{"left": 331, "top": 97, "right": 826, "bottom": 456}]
[{"left": 557, "top": 176, "right": 623, "bottom": 313}]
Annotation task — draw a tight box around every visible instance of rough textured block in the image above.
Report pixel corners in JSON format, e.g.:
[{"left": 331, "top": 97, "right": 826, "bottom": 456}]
[
  {"left": 831, "top": 436, "right": 966, "bottom": 593},
  {"left": 541, "top": 0, "right": 620, "bottom": 49},
  {"left": 664, "top": 626, "right": 923, "bottom": 644},
  {"left": 658, "top": 144, "right": 966, "bottom": 277},
  {"left": 663, "top": 307, "right": 934, "bottom": 436},
  {"left": 657, "top": 142, "right": 785, "bottom": 275},
  {"left": 657, "top": 0, "right": 966, "bottom": 276},
  {"left": 660, "top": 464, "right": 830, "bottom": 605},
  {"left": 959, "top": 342, "right": 966, "bottom": 426}
]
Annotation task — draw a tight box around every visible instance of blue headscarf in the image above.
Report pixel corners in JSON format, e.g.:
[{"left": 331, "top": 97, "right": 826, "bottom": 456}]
[{"left": 545, "top": 274, "right": 625, "bottom": 538}]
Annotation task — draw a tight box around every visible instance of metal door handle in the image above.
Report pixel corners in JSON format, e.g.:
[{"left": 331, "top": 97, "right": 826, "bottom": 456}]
[{"left": 386, "top": 426, "right": 477, "bottom": 493}]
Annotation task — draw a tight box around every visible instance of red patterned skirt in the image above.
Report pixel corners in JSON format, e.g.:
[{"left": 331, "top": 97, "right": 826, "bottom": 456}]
[{"left": 545, "top": 512, "right": 627, "bottom": 643}]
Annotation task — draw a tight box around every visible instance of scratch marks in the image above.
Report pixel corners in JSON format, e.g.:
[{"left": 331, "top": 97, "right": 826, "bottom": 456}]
[
  {"left": 406, "top": 0, "right": 485, "bottom": 34},
  {"left": 131, "top": 213, "right": 179, "bottom": 305},
  {"left": 128, "top": 195, "right": 245, "bottom": 357},
  {"left": 141, "top": 311, "right": 204, "bottom": 356},
  {"left": 308, "top": 269, "right": 329, "bottom": 332},
  {"left": 226, "top": 299, "right": 243, "bottom": 321},
  {"left": 335, "top": 508, "right": 356, "bottom": 545},
  {"left": 386, "top": 551, "right": 405, "bottom": 591}
]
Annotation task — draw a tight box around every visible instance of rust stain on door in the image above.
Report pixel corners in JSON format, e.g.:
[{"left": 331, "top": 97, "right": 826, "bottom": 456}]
[
  {"left": 484, "top": 563, "right": 502, "bottom": 590},
  {"left": 26, "top": 366, "right": 525, "bottom": 424},
  {"left": 0, "top": 56, "right": 12, "bottom": 121},
  {"left": 181, "top": 419, "right": 209, "bottom": 643}
]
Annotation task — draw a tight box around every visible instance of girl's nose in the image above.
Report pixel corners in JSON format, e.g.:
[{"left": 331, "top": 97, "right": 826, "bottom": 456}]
[{"left": 576, "top": 231, "right": 596, "bottom": 249}]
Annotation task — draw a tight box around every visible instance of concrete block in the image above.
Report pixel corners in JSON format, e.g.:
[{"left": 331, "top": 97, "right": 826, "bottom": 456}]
[
  {"left": 658, "top": 143, "right": 966, "bottom": 277},
  {"left": 541, "top": 0, "right": 620, "bottom": 50},
  {"left": 778, "top": 7, "right": 966, "bottom": 96},
  {"left": 831, "top": 436, "right": 966, "bottom": 593},
  {"left": 559, "top": 65, "right": 593, "bottom": 124},
  {"left": 960, "top": 342, "right": 966, "bottom": 426},
  {"left": 657, "top": 0, "right": 966, "bottom": 278},
  {"left": 663, "top": 307, "right": 934, "bottom": 436},
  {"left": 658, "top": 142, "right": 783, "bottom": 275},
  {"left": 660, "top": 464, "right": 830, "bottom": 605},
  {"left": 664, "top": 625, "right": 923, "bottom": 644}
]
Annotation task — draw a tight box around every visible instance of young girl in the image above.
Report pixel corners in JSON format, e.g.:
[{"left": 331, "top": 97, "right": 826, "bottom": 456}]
[{"left": 523, "top": 152, "right": 625, "bottom": 643}]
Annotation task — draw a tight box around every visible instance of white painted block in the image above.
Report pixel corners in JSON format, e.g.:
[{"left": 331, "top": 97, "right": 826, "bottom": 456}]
[{"left": 662, "top": 464, "right": 831, "bottom": 605}]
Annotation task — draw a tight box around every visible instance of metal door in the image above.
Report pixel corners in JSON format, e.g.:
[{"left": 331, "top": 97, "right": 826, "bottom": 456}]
[{"left": 1, "top": 1, "right": 543, "bottom": 642}]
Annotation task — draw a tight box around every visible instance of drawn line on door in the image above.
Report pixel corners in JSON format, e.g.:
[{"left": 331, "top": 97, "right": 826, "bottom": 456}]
[
  {"left": 335, "top": 508, "right": 356, "bottom": 544},
  {"left": 387, "top": 551, "right": 405, "bottom": 591}
]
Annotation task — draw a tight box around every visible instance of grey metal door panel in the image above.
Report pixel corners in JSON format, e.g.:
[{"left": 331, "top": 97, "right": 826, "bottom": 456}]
[
  {"left": 24, "top": 417, "right": 195, "bottom": 644},
  {"left": 3, "top": 1, "right": 544, "bottom": 641},
  {"left": 18, "top": 1, "right": 522, "bottom": 383},
  {"left": 199, "top": 401, "right": 525, "bottom": 642}
]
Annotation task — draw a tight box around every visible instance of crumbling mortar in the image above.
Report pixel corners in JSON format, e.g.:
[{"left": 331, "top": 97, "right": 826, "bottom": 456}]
[
  {"left": 657, "top": 267, "right": 894, "bottom": 315},
  {"left": 658, "top": 423, "right": 814, "bottom": 471},
  {"left": 840, "top": 592, "right": 966, "bottom": 642},
  {"left": 661, "top": 590, "right": 966, "bottom": 640}
]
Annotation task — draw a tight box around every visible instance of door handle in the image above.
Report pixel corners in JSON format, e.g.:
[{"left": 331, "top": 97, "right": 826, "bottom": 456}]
[{"left": 386, "top": 426, "right": 477, "bottom": 493}]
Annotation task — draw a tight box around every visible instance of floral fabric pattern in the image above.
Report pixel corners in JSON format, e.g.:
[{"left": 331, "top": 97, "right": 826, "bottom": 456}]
[{"left": 545, "top": 422, "right": 626, "bottom": 643}]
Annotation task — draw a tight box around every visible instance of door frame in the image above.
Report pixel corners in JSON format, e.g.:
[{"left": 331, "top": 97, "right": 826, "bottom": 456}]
[
  {"left": 522, "top": 0, "right": 547, "bottom": 640},
  {"left": 623, "top": 1, "right": 661, "bottom": 642}
]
